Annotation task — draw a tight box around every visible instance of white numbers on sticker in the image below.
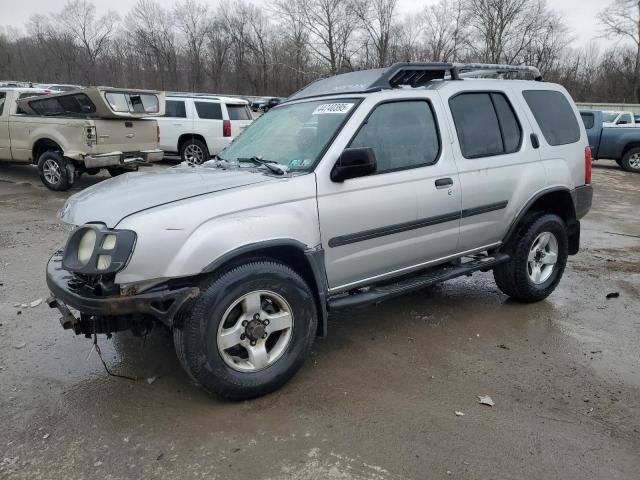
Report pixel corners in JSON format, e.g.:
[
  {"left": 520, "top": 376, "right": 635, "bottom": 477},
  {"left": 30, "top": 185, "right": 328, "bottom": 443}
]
[{"left": 313, "top": 103, "right": 354, "bottom": 115}]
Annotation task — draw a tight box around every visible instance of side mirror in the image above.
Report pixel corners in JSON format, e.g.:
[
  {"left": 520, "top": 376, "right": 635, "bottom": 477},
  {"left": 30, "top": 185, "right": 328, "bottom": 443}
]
[{"left": 331, "top": 147, "right": 377, "bottom": 182}]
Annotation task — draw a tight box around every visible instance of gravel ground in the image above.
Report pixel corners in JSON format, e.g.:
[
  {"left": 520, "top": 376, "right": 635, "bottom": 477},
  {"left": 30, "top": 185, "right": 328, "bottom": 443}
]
[{"left": 0, "top": 160, "right": 639, "bottom": 480}]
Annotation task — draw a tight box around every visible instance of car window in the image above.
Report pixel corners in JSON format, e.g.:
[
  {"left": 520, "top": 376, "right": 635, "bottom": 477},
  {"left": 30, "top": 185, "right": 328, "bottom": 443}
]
[
  {"left": 105, "top": 92, "right": 160, "bottom": 114},
  {"left": 28, "top": 93, "right": 96, "bottom": 116},
  {"left": 491, "top": 93, "right": 522, "bottom": 153},
  {"left": 16, "top": 92, "right": 46, "bottom": 114},
  {"left": 165, "top": 100, "right": 186, "bottom": 118},
  {"left": 349, "top": 100, "right": 440, "bottom": 172},
  {"left": 226, "top": 104, "right": 251, "bottom": 120},
  {"left": 0, "top": 92, "right": 5, "bottom": 115},
  {"left": 580, "top": 113, "right": 595, "bottom": 130},
  {"left": 195, "top": 101, "right": 222, "bottom": 120},
  {"left": 523, "top": 90, "right": 580, "bottom": 146},
  {"left": 449, "top": 93, "right": 504, "bottom": 158},
  {"left": 617, "top": 113, "right": 632, "bottom": 125}
]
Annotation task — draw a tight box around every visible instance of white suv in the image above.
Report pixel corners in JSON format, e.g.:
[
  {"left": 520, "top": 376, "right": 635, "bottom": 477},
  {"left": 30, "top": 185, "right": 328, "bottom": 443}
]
[{"left": 156, "top": 94, "right": 253, "bottom": 164}]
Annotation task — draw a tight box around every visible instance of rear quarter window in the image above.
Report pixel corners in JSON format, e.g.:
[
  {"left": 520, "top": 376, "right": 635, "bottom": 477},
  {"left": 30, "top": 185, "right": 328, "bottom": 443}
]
[
  {"left": 580, "top": 112, "right": 595, "bottom": 130},
  {"left": 165, "top": 100, "right": 186, "bottom": 118},
  {"left": 523, "top": 90, "right": 580, "bottom": 146},
  {"left": 195, "top": 101, "right": 222, "bottom": 120}
]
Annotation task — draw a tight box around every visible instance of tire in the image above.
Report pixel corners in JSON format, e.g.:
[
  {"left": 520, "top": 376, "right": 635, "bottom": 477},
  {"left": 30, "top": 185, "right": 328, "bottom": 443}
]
[
  {"left": 174, "top": 260, "right": 317, "bottom": 400},
  {"left": 493, "top": 213, "right": 568, "bottom": 303},
  {"left": 621, "top": 148, "right": 640, "bottom": 172},
  {"left": 85, "top": 168, "right": 100, "bottom": 175},
  {"left": 37, "top": 151, "right": 73, "bottom": 191},
  {"left": 615, "top": 158, "right": 623, "bottom": 167},
  {"left": 180, "top": 138, "right": 209, "bottom": 165}
]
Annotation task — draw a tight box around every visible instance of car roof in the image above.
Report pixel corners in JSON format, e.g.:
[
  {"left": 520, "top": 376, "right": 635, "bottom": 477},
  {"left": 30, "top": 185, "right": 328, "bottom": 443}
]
[
  {"left": 0, "top": 87, "right": 48, "bottom": 94},
  {"left": 167, "top": 94, "right": 248, "bottom": 104}
]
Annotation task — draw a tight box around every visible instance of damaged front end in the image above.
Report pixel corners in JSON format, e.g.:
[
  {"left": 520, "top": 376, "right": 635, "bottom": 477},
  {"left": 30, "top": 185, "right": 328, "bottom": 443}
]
[{"left": 46, "top": 252, "right": 199, "bottom": 337}]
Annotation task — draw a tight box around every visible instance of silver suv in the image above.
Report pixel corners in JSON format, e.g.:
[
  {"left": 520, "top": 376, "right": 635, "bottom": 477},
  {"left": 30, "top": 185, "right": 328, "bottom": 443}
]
[{"left": 46, "top": 63, "right": 593, "bottom": 400}]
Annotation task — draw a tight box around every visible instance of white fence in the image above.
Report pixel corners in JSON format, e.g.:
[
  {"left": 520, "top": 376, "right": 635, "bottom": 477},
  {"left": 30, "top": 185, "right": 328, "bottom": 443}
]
[{"left": 576, "top": 102, "right": 640, "bottom": 113}]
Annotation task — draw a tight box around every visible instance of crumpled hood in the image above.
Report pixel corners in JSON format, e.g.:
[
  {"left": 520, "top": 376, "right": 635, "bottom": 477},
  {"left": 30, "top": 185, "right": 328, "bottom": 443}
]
[{"left": 60, "top": 166, "right": 274, "bottom": 227}]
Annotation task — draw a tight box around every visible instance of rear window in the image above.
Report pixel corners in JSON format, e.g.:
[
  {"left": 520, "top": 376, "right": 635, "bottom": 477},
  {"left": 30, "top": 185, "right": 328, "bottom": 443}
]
[
  {"left": 195, "top": 101, "right": 222, "bottom": 120},
  {"left": 28, "top": 93, "right": 96, "bottom": 116},
  {"left": 580, "top": 112, "right": 595, "bottom": 130},
  {"left": 165, "top": 100, "right": 186, "bottom": 118},
  {"left": 449, "top": 92, "right": 522, "bottom": 158},
  {"left": 226, "top": 104, "right": 251, "bottom": 120},
  {"left": 105, "top": 92, "right": 160, "bottom": 114},
  {"left": 523, "top": 90, "right": 580, "bottom": 146}
]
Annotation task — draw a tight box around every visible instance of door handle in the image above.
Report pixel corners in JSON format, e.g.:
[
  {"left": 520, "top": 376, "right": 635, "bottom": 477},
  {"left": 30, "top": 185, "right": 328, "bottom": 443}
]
[
  {"left": 531, "top": 133, "right": 540, "bottom": 149},
  {"left": 435, "top": 177, "right": 454, "bottom": 189}
]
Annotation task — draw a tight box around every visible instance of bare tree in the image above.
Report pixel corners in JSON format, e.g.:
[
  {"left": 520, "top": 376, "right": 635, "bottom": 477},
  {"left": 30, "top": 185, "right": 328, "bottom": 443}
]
[
  {"left": 352, "top": 0, "right": 398, "bottom": 68},
  {"left": 54, "top": 0, "right": 118, "bottom": 84},
  {"left": 422, "top": 0, "right": 466, "bottom": 62},
  {"left": 600, "top": 0, "right": 640, "bottom": 101},
  {"left": 174, "top": 0, "right": 208, "bottom": 91},
  {"left": 298, "top": 0, "right": 357, "bottom": 75}
]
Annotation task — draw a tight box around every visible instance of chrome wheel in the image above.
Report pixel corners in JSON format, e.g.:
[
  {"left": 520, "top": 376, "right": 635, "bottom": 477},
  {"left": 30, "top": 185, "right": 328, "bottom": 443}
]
[
  {"left": 184, "top": 144, "right": 205, "bottom": 164},
  {"left": 629, "top": 153, "right": 640, "bottom": 170},
  {"left": 217, "top": 290, "right": 294, "bottom": 372},
  {"left": 43, "top": 159, "right": 62, "bottom": 185},
  {"left": 527, "top": 232, "right": 558, "bottom": 284}
]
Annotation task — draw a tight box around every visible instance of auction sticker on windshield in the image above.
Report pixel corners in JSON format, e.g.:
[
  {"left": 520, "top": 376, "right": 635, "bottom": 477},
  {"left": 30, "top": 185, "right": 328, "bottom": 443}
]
[{"left": 313, "top": 103, "right": 354, "bottom": 115}]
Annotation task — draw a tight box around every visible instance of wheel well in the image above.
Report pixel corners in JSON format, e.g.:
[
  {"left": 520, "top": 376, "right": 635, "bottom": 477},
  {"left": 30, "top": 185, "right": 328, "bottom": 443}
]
[
  {"left": 621, "top": 143, "right": 640, "bottom": 160},
  {"left": 32, "top": 139, "right": 62, "bottom": 164},
  {"left": 178, "top": 134, "right": 208, "bottom": 152},
  {"left": 198, "top": 244, "right": 327, "bottom": 337},
  {"left": 505, "top": 189, "right": 580, "bottom": 255}
]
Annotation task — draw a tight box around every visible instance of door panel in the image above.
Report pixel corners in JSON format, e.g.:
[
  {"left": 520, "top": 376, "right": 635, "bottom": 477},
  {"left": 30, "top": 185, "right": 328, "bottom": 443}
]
[
  {"left": 316, "top": 96, "right": 461, "bottom": 291},
  {"left": 444, "top": 88, "right": 546, "bottom": 251}
]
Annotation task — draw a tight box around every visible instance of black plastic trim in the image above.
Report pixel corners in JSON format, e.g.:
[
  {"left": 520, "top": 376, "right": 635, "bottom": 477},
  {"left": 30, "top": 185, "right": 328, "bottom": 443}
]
[
  {"left": 572, "top": 185, "right": 593, "bottom": 220},
  {"left": 329, "top": 201, "right": 508, "bottom": 248}
]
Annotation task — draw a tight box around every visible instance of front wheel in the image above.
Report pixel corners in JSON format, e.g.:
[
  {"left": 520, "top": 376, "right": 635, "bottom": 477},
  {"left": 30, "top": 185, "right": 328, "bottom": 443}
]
[
  {"left": 493, "top": 213, "right": 568, "bottom": 302},
  {"left": 174, "top": 260, "right": 317, "bottom": 400},
  {"left": 621, "top": 148, "right": 640, "bottom": 172}
]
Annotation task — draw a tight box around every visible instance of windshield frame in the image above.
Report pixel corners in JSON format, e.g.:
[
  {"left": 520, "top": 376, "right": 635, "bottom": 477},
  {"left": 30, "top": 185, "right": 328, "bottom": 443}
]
[{"left": 219, "top": 96, "right": 364, "bottom": 174}]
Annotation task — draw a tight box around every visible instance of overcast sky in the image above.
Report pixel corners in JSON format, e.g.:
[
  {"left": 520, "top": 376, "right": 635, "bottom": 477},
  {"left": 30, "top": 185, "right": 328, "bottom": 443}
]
[{"left": 0, "top": 0, "right": 620, "bottom": 49}]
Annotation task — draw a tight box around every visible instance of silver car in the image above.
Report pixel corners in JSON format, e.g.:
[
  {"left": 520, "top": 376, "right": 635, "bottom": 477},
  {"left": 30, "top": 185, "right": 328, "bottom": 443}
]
[{"left": 46, "top": 63, "right": 593, "bottom": 400}]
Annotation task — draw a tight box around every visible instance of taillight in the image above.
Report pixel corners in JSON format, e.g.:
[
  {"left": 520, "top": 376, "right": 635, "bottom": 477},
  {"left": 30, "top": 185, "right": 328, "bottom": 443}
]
[
  {"left": 223, "top": 119, "right": 232, "bottom": 137},
  {"left": 585, "top": 146, "right": 592, "bottom": 184},
  {"left": 156, "top": 125, "right": 160, "bottom": 144}
]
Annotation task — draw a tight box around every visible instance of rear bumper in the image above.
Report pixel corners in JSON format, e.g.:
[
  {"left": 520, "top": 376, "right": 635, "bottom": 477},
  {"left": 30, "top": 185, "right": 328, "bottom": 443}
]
[
  {"left": 572, "top": 185, "right": 593, "bottom": 219},
  {"left": 46, "top": 253, "right": 199, "bottom": 332},
  {"left": 84, "top": 149, "right": 164, "bottom": 169}
]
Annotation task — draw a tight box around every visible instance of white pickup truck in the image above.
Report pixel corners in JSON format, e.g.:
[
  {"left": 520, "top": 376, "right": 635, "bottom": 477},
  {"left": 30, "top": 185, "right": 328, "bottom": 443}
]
[{"left": 0, "top": 87, "right": 165, "bottom": 190}]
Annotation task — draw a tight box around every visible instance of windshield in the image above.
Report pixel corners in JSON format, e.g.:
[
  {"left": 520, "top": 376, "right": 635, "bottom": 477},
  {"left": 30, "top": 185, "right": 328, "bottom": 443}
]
[{"left": 219, "top": 98, "right": 359, "bottom": 172}]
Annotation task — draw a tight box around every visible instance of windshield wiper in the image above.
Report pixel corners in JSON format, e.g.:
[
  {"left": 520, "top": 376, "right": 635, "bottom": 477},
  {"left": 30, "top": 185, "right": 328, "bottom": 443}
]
[{"left": 237, "top": 156, "right": 286, "bottom": 175}]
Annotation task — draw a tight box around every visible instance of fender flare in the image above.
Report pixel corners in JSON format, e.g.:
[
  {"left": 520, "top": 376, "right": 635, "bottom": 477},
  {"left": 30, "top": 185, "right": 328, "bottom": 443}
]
[{"left": 202, "top": 239, "right": 329, "bottom": 337}]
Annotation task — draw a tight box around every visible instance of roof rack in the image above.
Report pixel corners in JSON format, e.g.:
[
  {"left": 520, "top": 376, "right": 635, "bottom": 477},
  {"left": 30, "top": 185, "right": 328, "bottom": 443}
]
[
  {"left": 285, "top": 62, "right": 542, "bottom": 102},
  {"left": 453, "top": 63, "right": 543, "bottom": 81},
  {"left": 167, "top": 91, "right": 221, "bottom": 99}
]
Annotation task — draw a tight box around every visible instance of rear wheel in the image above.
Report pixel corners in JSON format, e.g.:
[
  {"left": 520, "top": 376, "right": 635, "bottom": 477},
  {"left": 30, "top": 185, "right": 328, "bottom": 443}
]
[
  {"left": 174, "top": 260, "right": 317, "bottom": 400},
  {"left": 621, "top": 148, "right": 640, "bottom": 172},
  {"left": 37, "top": 151, "right": 73, "bottom": 191},
  {"left": 180, "top": 138, "right": 209, "bottom": 165},
  {"left": 494, "top": 213, "right": 568, "bottom": 302}
]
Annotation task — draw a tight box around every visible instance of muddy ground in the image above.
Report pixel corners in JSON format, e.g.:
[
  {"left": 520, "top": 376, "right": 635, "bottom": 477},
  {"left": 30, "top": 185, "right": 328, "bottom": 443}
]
[{"left": 0, "top": 160, "right": 639, "bottom": 480}]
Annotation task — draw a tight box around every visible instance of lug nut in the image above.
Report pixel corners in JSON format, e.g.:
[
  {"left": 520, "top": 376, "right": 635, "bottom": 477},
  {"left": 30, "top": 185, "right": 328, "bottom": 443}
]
[
  {"left": 242, "top": 320, "right": 248, "bottom": 327},
  {"left": 240, "top": 333, "right": 246, "bottom": 340},
  {"left": 263, "top": 319, "right": 270, "bottom": 326},
  {"left": 250, "top": 340, "right": 256, "bottom": 347},
  {"left": 253, "top": 313, "right": 260, "bottom": 320},
  {"left": 262, "top": 333, "right": 268, "bottom": 339}
]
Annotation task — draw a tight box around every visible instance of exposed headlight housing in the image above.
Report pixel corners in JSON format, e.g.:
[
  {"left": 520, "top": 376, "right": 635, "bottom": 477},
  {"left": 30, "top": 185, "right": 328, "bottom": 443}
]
[{"left": 62, "top": 224, "right": 136, "bottom": 274}]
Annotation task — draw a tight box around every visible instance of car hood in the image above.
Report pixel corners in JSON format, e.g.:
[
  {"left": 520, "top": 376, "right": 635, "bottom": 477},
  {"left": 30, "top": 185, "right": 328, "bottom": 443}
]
[{"left": 59, "top": 166, "right": 275, "bottom": 227}]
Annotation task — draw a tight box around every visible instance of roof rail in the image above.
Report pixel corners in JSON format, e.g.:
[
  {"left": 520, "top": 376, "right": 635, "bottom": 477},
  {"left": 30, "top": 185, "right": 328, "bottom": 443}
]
[
  {"left": 453, "top": 63, "right": 543, "bottom": 81},
  {"left": 167, "top": 91, "right": 221, "bottom": 99}
]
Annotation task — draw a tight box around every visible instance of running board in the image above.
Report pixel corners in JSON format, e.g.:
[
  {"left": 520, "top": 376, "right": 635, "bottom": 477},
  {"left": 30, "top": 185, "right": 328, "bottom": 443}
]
[{"left": 328, "top": 253, "right": 510, "bottom": 311}]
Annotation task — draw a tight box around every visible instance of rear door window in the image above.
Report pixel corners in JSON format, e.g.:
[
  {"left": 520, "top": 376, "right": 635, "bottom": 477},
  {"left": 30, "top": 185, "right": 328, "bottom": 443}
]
[
  {"left": 523, "top": 90, "right": 580, "bottom": 146},
  {"left": 195, "top": 101, "right": 222, "bottom": 120},
  {"left": 580, "top": 112, "right": 595, "bottom": 130},
  {"left": 449, "top": 92, "right": 521, "bottom": 158},
  {"left": 165, "top": 100, "right": 187, "bottom": 118},
  {"left": 226, "top": 104, "right": 252, "bottom": 120}
]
